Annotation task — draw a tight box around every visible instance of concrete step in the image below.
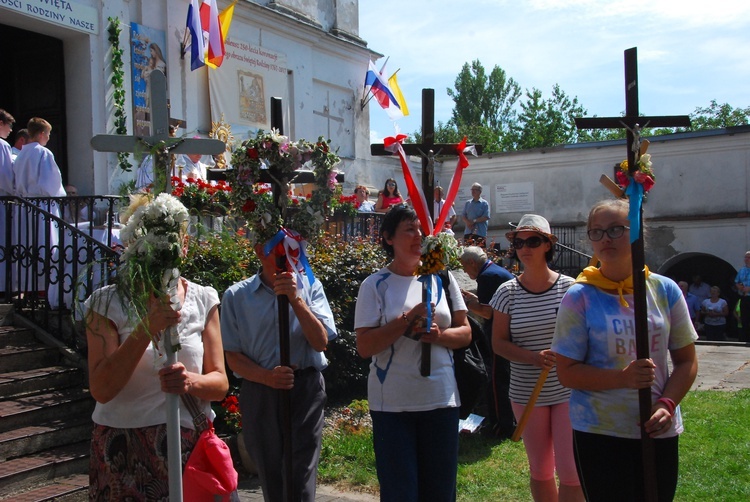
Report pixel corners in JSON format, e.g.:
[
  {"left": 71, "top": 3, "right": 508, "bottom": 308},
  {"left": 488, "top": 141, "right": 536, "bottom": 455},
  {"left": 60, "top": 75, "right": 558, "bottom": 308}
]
[
  {"left": 0, "top": 442, "right": 89, "bottom": 497},
  {"left": 0, "top": 366, "right": 85, "bottom": 400},
  {"left": 0, "top": 474, "right": 88, "bottom": 502},
  {"left": 0, "top": 325, "right": 34, "bottom": 346},
  {"left": 0, "top": 341, "right": 60, "bottom": 373},
  {"left": 0, "top": 388, "right": 94, "bottom": 434},
  {"left": 0, "top": 417, "right": 92, "bottom": 462}
]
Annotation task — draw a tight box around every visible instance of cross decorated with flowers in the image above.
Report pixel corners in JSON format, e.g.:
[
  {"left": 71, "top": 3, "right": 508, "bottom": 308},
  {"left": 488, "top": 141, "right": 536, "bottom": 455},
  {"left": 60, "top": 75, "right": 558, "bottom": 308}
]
[{"left": 575, "top": 47, "right": 690, "bottom": 502}]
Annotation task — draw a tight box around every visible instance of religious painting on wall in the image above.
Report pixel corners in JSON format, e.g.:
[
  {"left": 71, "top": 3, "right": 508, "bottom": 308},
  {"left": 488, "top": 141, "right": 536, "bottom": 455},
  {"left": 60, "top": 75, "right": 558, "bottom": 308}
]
[
  {"left": 208, "top": 36, "right": 290, "bottom": 145},
  {"left": 238, "top": 71, "right": 267, "bottom": 123},
  {"left": 130, "top": 23, "right": 167, "bottom": 137}
]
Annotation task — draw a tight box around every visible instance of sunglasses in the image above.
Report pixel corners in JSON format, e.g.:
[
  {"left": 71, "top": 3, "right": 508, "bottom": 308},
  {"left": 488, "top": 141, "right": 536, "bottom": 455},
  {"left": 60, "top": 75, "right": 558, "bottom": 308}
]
[
  {"left": 387, "top": 182, "right": 396, "bottom": 186},
  {"left": 511, "top": 236, "right": 546, "bottom": 249},
  {"left": 587, "top": 225, "right": 629, "bottom": 241}
]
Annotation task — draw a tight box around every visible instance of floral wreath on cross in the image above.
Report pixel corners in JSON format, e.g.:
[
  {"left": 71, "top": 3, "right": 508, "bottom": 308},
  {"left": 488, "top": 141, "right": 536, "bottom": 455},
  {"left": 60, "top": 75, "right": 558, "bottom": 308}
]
[{"left": 226, "top": 129, "right": 341, "bottom": 245}]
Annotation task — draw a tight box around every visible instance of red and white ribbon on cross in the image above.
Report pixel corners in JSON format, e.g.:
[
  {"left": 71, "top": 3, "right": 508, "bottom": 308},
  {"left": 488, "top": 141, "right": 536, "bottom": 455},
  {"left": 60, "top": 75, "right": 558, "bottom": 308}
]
[
  {"left": 383, "top": 135, "right": 478, "bottom": 236},
  {"left": 384, "top": 134, "right": 433, "bottom": 235},
  {"left": 433, "top": 137, "right": 476, "bottom": 235}
]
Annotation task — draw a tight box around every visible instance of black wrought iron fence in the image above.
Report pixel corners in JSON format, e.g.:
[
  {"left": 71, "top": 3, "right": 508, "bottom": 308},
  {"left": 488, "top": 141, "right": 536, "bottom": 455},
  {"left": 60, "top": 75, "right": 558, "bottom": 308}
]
[{"left": 1, "top": 195, "right": 124, "bottom": 349}]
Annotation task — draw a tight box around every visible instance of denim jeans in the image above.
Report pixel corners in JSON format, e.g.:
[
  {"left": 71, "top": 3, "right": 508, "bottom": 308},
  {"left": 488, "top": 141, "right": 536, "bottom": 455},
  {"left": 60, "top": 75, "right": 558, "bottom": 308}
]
[{"left": 371, "top": 407, "right": 459, "bottom": 502}]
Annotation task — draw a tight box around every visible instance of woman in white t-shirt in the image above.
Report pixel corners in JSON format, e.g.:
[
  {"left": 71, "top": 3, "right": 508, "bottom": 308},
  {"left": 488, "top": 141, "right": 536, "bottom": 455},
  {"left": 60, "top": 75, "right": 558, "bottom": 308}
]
[
  {"left": 700, "top": 285, "right": 728, "bottom": 341},
  {"left": 354, "top": 205, "right": 470, "bottom": 501},
  {"left": 85, "top": 196, "right": 228, "bottom": 500}
]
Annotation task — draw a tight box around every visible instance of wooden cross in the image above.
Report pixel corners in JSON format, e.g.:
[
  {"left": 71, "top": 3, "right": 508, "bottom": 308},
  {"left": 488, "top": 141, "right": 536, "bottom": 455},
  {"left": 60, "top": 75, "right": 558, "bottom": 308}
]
[
  {"left": 267, "top": 96, "right": 294, "bottom": 502},
  {"left": 371, "top": 89, "right": 484, "bottom": 222},
  {"left": 574, "top": 47, "right": 690, "bottom": 502},
  {"left": 370, "top": 89, "right": 483, "bottom": 377},
  {"left": 91, "top": 70, "right": 225, "bottom": 194}
]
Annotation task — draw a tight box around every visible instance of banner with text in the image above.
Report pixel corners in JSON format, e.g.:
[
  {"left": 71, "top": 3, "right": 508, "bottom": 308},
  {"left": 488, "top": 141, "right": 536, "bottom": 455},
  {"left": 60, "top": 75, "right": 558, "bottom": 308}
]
[{"left": 208, "top": 36, "right": 289, "bottom": 146}]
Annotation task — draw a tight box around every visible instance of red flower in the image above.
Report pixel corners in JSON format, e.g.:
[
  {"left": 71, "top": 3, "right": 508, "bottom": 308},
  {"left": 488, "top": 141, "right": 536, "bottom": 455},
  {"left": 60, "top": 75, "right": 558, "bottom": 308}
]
[
  {"left": 615, "top": 170, "right": 629, "bottom": 187},
  {"left": 247, "top": 147, "right": 259, "bottom": 159},
  {"left": 242, "top": 199, "right": 256, "bottom": 212}
]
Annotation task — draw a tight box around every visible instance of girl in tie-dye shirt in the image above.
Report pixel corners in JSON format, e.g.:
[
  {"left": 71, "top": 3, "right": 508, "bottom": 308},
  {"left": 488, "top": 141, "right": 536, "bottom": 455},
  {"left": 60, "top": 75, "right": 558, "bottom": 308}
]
[{"left": 551, "top": 199, "right": 698, "bottom": 502}]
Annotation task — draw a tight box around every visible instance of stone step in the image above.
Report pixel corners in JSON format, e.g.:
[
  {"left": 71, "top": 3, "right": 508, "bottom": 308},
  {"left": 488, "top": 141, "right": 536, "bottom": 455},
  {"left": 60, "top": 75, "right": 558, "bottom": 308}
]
[
  {"left": 0, "top": 474, "right": 88, "bottom": 502},
  {"left": 0, "top": 417, "right": 92, "bottom": 462},
  {"left": 0, "top": 442, "right": 89, "bottom": 497},
  {"left": 0, "top": 388, "right": 94, "bottom": 434},
  {"left": 0, "top": 341, "right": 60, "bottom": 373},
  {"left": 0, "top": 325, "right": 34, "bottom": 346},
  {"left": 0, "top": 366, "right": 85, "bottom": 400}
]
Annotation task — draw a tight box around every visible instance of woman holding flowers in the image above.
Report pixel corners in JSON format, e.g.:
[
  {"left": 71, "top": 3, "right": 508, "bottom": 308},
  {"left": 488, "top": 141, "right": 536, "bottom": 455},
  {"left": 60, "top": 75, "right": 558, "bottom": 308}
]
[
  {"left": 489, "top": 214, "right": 583, "bottom": 502},
  {"left": 552, "top": 198, "right": 698, "bottom": 501},
  {"left": 85, "top": 194, "right": 228, "bottom": 500},
  {"left": 354, "top": 205, "right": 471, "bottom": 501}
]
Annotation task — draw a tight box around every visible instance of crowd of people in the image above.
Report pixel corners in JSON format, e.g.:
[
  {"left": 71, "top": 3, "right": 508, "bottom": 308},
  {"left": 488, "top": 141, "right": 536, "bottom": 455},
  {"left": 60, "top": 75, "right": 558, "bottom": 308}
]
[{"left": 0, "top": 119, "right": 729, "bottom": 501}]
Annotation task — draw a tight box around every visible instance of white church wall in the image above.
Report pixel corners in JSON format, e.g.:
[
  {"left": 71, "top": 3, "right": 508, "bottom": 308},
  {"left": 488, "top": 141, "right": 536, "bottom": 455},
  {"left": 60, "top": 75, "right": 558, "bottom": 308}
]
[{"left": 442, "top": 129, "right": 750, "bottom": 271}]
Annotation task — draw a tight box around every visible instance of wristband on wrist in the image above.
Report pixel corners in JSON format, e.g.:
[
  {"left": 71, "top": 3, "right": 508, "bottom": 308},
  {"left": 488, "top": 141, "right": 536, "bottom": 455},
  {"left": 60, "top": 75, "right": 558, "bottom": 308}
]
[{"left": 657, "top": 397, "right": 676, "bottom": 415}]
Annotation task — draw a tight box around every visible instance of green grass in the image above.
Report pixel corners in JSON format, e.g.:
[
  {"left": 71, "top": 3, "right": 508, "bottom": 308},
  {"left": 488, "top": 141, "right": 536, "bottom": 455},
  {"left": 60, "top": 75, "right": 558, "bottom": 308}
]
[{"left": 319, "top": 390, "right": 750, "bottom": 500}]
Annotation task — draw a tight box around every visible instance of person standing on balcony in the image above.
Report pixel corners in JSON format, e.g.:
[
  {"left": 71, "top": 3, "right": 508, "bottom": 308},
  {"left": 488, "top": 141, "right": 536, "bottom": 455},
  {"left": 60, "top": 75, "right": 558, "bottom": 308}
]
[
  {"left": 12, "top": 117, "right": 66, "bottom": 292},
  {"left": 0, "top": 110, "right": 15, "bottom": 294},
  {"left": 375, "top": 178, "right": 405, "bottom": 213},
  {"left": 11, "top": 128, "right": 29, "bottom": 161}
]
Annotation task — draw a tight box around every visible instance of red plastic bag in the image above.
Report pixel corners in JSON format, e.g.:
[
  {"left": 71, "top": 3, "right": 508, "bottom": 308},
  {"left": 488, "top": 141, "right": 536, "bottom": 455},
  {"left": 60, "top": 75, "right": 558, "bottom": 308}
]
[{"left": 183, "top": 424, "right": 239, "bottom": 502}]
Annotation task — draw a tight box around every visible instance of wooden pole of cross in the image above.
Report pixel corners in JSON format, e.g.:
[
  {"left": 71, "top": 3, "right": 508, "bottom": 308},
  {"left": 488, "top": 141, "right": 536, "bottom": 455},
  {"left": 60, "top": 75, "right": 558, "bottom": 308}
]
[
  {"left": 575, "top": 47, "right": 690, "bottom": 502},
  {"left": 90, "top": 69, "right": 225, "bottom": 501},
  {"left": 267, "top": 96, "right": 295, "bottom": 502},
  {"left": 371, "top": 89, "right": 483, "bottom": 377}
]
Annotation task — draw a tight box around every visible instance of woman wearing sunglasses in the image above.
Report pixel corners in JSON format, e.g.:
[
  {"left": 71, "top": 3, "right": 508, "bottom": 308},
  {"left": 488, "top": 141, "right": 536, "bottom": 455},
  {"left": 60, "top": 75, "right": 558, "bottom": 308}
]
[
  {"left": 552, "top": 198, "right": 698, "bottom": 501},
  {"left": 375, "top": 178, "right": 405, "bottom": 213},
  {"left": 489, "top": 214, "right": 583, "bottom": 502}
]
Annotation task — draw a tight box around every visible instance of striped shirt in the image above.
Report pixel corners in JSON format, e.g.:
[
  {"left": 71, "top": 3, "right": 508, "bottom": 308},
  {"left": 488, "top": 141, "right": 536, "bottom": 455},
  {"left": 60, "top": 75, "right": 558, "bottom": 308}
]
[{"left": 490, "top": 274, "right": 574, "bottom": 405}]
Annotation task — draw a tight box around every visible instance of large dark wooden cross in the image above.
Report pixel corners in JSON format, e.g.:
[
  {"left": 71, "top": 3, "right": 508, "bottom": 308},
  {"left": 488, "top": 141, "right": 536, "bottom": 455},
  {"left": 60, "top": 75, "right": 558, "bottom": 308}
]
[
  {"left": 371, "top": 89, "right": 483, "bottom": 377},
  {"left": 91, "top": 70, "right": 225, "bottom": 194},
  {"left": 267, "top": 97, "right": 295, "bottom": 502},
  {"left": 575, "top": 47, "right": 690, "bottom": 502}
]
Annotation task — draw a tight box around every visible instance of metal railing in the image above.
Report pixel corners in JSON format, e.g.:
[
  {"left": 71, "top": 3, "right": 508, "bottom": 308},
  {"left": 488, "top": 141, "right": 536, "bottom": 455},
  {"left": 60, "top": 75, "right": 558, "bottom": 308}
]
[{"left": 1, "top": 195, "right": 125, "bottom": 349}]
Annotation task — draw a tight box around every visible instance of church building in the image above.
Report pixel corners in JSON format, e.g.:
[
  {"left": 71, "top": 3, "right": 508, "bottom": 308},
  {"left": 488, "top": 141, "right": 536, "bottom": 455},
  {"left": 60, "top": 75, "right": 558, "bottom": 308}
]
[{"left": 1, "top": 0, "right": 385, "bottom": 195}]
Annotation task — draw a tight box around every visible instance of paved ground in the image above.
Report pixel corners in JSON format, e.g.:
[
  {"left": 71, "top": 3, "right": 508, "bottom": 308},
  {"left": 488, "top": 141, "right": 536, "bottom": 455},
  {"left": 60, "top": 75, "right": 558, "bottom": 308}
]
[{"left": 235, "top": 342, "right": 750, "bottom": 501}]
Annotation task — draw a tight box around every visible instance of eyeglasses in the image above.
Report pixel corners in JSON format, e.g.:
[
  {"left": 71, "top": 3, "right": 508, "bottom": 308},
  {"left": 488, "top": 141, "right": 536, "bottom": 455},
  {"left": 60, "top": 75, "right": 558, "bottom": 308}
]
[
  {"left": 511, "top": 236, "right": 545, "bottom": 249},
  {"left": 587, "top": 225, "right": 629, "bottom": 241},
  {"left": 387, "top": 182, "right": 396, "bottom": 186}
]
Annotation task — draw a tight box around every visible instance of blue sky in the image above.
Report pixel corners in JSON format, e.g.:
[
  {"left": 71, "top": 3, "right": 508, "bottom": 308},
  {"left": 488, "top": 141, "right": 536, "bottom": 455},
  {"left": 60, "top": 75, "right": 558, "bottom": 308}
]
[{"left": 359, "top": 0, "right": 750, "bottom": 143}]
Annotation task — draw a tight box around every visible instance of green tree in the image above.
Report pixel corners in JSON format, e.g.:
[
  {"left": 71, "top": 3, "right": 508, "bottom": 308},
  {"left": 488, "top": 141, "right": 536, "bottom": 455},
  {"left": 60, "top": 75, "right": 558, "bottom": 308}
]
[
  {"left": 516, "top": 84, "right": 589, "bottom": 149},
  {"left": 412, "top": 121, "right": 502, "bottom": 154},
  {"left": 687, "top": 100, "right": 750, "bottom": 130},
  {"left": 445, "top": 60, "right": 521, "bottom": 152}
]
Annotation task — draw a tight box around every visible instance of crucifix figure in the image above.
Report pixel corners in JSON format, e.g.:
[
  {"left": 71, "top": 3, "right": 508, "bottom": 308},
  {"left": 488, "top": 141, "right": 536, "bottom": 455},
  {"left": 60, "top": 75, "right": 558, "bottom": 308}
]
[
  {"left": 575, "top": 47, "right": 690, "bottom": 502},
  {"left": 91, "top": 70, "right": 225, "bottom": 195},
  {"left": 371, "top": 89, "right": 483, "bottom": 376}
]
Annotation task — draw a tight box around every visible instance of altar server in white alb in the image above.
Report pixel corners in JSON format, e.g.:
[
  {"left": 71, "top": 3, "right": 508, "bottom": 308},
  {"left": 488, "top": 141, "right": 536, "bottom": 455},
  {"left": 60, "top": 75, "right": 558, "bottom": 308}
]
[{"left": 12, "top": 117, "right": 66, "bottom": 291}]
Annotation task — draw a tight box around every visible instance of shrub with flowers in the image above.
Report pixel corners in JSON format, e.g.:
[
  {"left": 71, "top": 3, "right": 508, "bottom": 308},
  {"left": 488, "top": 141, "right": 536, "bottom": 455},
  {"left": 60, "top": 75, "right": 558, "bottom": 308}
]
[
  {"left": 214, "top": 392, "right": 242, "bottom": 435},
  {"left": 330, "top": 187, "right": 359, "bottom": 217},
  {"left": 615, "top": 152, "right": 655, "bottom": 192},
  {"left": 171, "top": 177, "right": 232, "bottom": 215},
  {"left": 227, "top": 129, "right": 341, "bottom": 243}
]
